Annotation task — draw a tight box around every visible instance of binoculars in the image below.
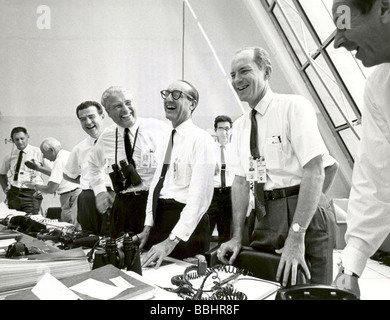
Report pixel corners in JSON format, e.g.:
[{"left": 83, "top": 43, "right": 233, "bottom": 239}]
[
  {"left": 92, "top": 234, "right": 142, "bottom": 275},
  {"left": 109, "top": 159, "right": 142, "bottom": 193}
]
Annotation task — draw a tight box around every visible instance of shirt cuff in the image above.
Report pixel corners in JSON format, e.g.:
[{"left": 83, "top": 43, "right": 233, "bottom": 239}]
[
  {"left": 93, "top": 184, "right": 108, "bottom": 196},
  {"left": 341, "top": 244, "right": 370, "bottom": 277}
]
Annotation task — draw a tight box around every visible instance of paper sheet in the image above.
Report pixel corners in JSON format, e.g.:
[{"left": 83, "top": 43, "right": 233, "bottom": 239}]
[
  {"left": 70, "top": 278, "right": 125, "bottom": 300},
  {"left": 32, "top": 273, "right": 81, "bottom": 300}
]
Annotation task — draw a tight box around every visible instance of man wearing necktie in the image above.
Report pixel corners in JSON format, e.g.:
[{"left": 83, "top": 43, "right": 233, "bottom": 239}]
[
  {"left": 206, "top": 115, "right": 234, "bottom": 245},
  {"left": 138, "top": 80, "right": 216, "bottom": 268},
  {"left": 88, "top": 87, "right": 170, "bottom": 239},
  {"left": 0, "top": 127, "right": 45, "bottom": 215},
  {"left": 217, "top": 47, "right": 336, "bottom": 287}
]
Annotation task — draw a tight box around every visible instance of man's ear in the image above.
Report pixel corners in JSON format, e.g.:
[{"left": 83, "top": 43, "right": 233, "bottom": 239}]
[
  {"left": 190, "top": 100, "right": 197, "bottom": 112},
  {"left": 380, "top": 0, "right": 390, "bottom": 24}
]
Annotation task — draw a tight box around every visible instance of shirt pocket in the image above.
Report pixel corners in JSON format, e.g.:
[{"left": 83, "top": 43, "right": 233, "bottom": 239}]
[
  {"left": 173, "top": 159, "right": 192, "bottom": 187},
  {"left": 264, "top": 136, "right": 285, "bottom": 169}
]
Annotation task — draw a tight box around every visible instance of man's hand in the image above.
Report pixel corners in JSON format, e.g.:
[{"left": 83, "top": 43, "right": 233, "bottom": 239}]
[
  {"left": 24, "top": 182, "right": 36, "bottom": 190},
  {"left": 134, "top": 226, "right": 152, "bottom": 250},
  {"left": 141, "top": 238, "right": 177, "bottom": 269},
  {"left": 332, "top": 271, "right": 361, "bottom": 299},
  {"left": 95, "top": 191, "right": 114, "bottom": 214},
  {"left": 24, "top": 159, "right": 38, "bottom": 170},
  {"left": 275, "top": 233, "right": 311, "bottom": 287},
  {"left": 217, "top": 237, "right": 242, "bottom": 265}
]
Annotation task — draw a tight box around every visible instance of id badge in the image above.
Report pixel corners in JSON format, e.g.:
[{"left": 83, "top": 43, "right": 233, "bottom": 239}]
[
  {"left": 257, "top": 156, "right": 267, "bottom": 183},
  {"left": 141, "top": 152, "right": 151, "bottom": 168},
  {"left": 246, "top": 157, "right": 258, "bottom": 182}
]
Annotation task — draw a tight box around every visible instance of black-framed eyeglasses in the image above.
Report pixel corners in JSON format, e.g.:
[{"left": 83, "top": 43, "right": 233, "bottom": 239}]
[{"left": 160, "top": 90, "right": 194, "bottom": 101}]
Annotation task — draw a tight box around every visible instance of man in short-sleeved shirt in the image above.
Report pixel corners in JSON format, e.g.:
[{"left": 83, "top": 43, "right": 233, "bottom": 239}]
[
  {"left": 0, "top": 127, "right": 45, "bottom": 215},
  {"left": 26, "top": 137, "right": 81, "bottom": 228},
  {"left": 63, "top": 101, "right": 110, "bottom": 235},
  {"left": 218, "top": 47, "right": 336, "bottom": 286}
]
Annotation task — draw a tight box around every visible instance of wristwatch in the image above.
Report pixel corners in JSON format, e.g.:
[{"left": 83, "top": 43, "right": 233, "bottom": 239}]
[
  {"left": 169, "top": 233, "right": 181, "bottom": 244},
  {"left": 291, "top": 223, "right": 306, "bottom": 233}
]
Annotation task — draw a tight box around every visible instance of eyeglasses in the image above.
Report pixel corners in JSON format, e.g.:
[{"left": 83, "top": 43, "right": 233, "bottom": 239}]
[
  {"left": 160, "top": 90, "right": 194, "bottom": 101},
  {"left": 216, "top": 127, "right": 231, "bottom": 132}
]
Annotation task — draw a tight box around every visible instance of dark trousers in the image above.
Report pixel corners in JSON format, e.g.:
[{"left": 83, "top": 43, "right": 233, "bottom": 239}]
[
  {"left": 145, "top": 199, "right": 210, "bottom": 260},
  {"left": 207, "top": 188, "right": 232, "bottom": 244},
  {"left": 249, "top": 192, "right": 336, "bottom": 285},
  {"left": 77, "top": 189, "right": 112, "bottom": 236},
  {"left": 110, "top": 191, "right": 148, "bottom": 239},
  {"left": 7, "top": 186, "right": 42, "bottom": 215}
]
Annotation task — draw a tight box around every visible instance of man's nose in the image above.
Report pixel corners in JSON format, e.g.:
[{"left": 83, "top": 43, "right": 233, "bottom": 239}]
[{"left": 333, "top": 30, "right": 344, "bottom": 49}]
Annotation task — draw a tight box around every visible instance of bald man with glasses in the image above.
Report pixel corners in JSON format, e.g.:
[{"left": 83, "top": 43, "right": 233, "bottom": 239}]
[{"left": 137, "top": 80, "right": 216, "bottom": 268}]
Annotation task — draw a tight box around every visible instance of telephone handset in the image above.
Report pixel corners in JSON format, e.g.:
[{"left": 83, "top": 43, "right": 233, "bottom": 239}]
[{"left": 276, "top": 284, "right": 359, "bottom": 300}]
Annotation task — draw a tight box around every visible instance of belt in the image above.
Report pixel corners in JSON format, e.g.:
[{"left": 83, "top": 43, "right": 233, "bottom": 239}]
[
  {"left": 159, "top": 198, "right": 180, "bottom": 205},
  {"left": 264, "top": 185, "right": 300, "bottom": 201},
  {"left": 123, "top": 190, "right": 149, "bottom": 196},
  {"left": 10, "top": 185, "right": 33, "bottom": 192},
  {"left": 214, "top": 186, "right": 231, "bottom": 194},
  {"left": 58, "top": 188, "right": 80, "bottom": 196}
]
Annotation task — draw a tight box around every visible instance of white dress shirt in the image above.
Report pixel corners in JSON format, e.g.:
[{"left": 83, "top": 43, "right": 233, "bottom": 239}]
[
  {"left": 0, "top": 144, "right": 44, "bottom": 188},
  {"left": 228, "top": 89, "right": 329, "bottom": 190},
  {"left": 50, "top": 149, "right": 80, "bottom": 194},
  {"left": 341, "top": 63, "right": 390, "bottom": 277},
  {"left": 64, "top": 136, "right": 112, "bottom": 190},
  {"left": 89, "top": 118, "right": 170, "bottom": 196},
  {"left": 145, "top": 119, "right": 216, "bottom": 242}
]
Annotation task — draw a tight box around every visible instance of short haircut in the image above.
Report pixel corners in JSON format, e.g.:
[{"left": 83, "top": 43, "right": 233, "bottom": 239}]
[
  {"left": 179, "top": 80, "right": 199, "bottom": 105},
  {"left": 10, "top": 127, "right": 28, "bottom": 140},
  {"left": 350, "top": 0, "right": 377, "bottom": 14},
  {"left": 100, "top": 86, "right": 133, "bottom": 109},
  {"left": 214, "top": 115, "right": 233, "bottom": 130},
  {"left": 76, "top": 101, "right": 104, "bottom": 118},
  {"left": 236, "top": 46, "right": 272, "bottom": 78}
]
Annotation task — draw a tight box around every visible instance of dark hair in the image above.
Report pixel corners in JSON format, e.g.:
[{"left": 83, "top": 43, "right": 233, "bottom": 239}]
[
  {"left": 351, "top": 0, "right": 377, "bottom": 14},
  {"left": 76, "top": 101, "right": 104, "bottom": 118},
  {"left": 214, "top": 115, "right": 233, "bottom": 130},
  {"left": 179, "top": 80, "right": 199, "bottom": 105},
  {"left": 10, "top": 127, "right": 28, "bottom": 141}
]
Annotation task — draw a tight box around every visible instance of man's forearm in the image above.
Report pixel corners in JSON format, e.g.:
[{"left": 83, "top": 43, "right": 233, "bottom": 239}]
[
  {"left": 292, "top": 157, "right": 324, "bottom": 228},
  {"left": 0, "top": 174, "right": 9, "bottom": 192},
  {"left": 230, "top": 175, "right": 250, "bottom": 241}
]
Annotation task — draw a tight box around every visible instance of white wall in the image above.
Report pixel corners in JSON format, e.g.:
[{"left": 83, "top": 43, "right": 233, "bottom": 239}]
[{"left": 0, "top": 0, "right": 350, "bottom": 209}]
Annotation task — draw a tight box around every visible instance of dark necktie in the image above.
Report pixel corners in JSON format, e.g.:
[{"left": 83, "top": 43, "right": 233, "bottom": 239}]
[
  {"left": 220, "top": 145, "right": 226, "bottom": 187},
  {"left": 13, "top": 150, "right": 23, "bottom": 181},
  {"left": 250, "top": 109, "right": 266, "bottom": 219},
  {"left": 152, "top": 129, "right": 176, "bottom": 219},
  {"left": 124, "top": 128, "right": 135, "bottom": 167}
]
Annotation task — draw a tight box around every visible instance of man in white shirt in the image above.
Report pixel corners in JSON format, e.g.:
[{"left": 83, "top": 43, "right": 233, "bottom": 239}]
[
  {"left": 88, "top": 86, "right": 170, "bottom": 239},
  {"left": 139, "top": 80, "right": 216, "bottom": 268},
  {"left": 63, "top": 100, "right": 109, "bottom": 235},
  {"left": 332, "top": 0, "right": 390, "bottom": 298},
  {"left": 217, "top": 47, "right": 336, "bottom": 286},
  {"left": 0, "top": 127, "right": 45, "bottom": 215},
  {"left": 207, "top": 115, "right": 235, "bottom": 244},
  {"left": 25, "top": 137, "right": 81, "bottom": 228}
]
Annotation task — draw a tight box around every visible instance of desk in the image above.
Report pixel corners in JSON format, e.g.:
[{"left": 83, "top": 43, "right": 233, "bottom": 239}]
[{"left": 130, "top": 257, "right": 280, "bottom": 300}]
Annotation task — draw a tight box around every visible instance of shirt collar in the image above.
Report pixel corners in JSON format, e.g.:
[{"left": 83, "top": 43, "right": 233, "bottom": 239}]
[
  {"left": 120, "top": 119, "right": 140, "bottom": 137},
  {"left": 252, "top": 89, "right": 274, "bottom": 116},
  {"left": 174, "top": 118, "right": 193, "bottom": 136}
]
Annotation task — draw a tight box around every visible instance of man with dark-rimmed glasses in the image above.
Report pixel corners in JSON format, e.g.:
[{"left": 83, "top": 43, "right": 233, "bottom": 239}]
[{"left": 137, "top": 80, "right": 216, "bottom": 268}]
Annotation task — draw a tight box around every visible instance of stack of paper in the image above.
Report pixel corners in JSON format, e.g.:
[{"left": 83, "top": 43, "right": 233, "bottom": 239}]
[
  {"left": 5, "top": 264, "right": 156, "bottom": 300},
  {"left": 0, "top": 254, "right": 91, "bottom": 295}
]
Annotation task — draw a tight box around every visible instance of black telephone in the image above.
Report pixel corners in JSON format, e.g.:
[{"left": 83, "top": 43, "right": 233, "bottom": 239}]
[{"left": 276, "top": 284, "right": 359, "bottom": 300}]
